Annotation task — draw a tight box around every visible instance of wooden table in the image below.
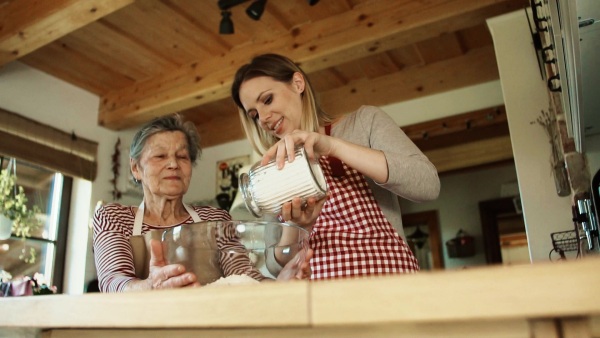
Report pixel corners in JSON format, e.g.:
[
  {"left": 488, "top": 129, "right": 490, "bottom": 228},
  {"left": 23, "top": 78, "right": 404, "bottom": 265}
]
[{"left": 2, "top": 258, "right": 600, "bottom": 337}]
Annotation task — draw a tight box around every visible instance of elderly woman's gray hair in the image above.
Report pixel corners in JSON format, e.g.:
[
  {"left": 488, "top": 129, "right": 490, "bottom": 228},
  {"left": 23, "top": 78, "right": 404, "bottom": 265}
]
[{"left": 130, "top": 114, "right": 201, "bottom": 165}]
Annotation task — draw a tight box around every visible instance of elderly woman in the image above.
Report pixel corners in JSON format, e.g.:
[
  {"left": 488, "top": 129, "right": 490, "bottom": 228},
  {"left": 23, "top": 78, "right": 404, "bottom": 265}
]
[{"left": 93, "top": 114, "right": 310, "bottom": 292}]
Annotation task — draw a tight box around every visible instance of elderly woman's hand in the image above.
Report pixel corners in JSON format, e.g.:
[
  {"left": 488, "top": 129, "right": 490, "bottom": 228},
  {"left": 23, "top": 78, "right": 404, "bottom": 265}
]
[
  {"left": 276, "top": 248, "right": 314, "bottom": 281},
  {"left": 146, "top": 239, "right": 200, "bottom": 289}
]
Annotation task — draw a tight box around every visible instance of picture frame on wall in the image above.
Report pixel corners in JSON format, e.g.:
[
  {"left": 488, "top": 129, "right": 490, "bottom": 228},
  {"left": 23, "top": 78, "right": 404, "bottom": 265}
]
[{"left": 215, "top": 155, "right": 251, "bottom": 211}]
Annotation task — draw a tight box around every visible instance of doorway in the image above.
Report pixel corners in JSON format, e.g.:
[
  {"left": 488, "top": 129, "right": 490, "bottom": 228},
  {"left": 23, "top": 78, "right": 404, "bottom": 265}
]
[
  {"left": 479, "top": 196, "right": 529, "bottom": 265},
  {"left": 401, "top": 210, "right": 444, "bottom": 270}
]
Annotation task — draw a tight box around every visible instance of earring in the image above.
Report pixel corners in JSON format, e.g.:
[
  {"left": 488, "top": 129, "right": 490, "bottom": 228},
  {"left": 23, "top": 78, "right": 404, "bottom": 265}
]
[{"left": 134, "top": 177, "right": 140, "bottom": 184}]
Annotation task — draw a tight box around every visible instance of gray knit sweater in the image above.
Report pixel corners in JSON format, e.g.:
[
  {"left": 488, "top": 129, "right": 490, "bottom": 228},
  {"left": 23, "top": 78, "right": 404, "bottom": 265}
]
[{"left": 330, "top": 105, "right": 440, "bottom": 237}]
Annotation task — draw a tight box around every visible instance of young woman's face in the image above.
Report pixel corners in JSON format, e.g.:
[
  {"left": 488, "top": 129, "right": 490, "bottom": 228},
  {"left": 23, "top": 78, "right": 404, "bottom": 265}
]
[
  {"left": 238, "top": 73, "right": 305, "bottom": 139},
  {"left": 131, "top": 131, "right": 193, "bottom": 199}
]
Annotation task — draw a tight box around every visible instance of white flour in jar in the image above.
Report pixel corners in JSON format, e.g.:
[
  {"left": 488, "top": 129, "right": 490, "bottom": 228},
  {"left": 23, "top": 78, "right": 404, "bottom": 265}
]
[{"left": 239, "top": 147, "right": 327, "bottom": 217}]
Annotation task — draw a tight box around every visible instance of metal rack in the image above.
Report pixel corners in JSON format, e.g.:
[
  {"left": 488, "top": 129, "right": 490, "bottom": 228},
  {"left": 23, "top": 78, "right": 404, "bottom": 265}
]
[{"left": 549, "top": 230, "right": 580, "bottom": 260}]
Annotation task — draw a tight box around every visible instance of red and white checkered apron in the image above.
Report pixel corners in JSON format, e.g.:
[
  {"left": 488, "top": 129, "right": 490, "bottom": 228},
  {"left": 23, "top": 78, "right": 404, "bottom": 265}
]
[{"left": 310, "top": 125, "right": 419, "bottom": 280}]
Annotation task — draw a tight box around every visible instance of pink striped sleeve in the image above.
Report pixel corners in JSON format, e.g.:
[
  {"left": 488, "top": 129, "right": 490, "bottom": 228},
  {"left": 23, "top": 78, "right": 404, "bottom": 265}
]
[{"left": 92, "top": 204, "right": 136, "bottom": 292}]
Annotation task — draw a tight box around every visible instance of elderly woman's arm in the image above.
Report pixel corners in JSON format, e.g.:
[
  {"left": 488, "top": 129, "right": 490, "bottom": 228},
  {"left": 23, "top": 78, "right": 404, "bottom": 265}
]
[{"left": 92, "top": 205, "right": 197, "bottom": 292}]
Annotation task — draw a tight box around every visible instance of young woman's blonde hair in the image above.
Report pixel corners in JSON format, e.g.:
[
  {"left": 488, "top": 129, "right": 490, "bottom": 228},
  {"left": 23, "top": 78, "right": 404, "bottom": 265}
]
[{"left": 231, "top": 53, "right": 334, "bottom": 155}]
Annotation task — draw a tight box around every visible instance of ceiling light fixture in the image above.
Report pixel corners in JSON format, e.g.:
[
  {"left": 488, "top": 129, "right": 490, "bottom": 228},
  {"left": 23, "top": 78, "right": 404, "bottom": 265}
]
[
  {"left": 217, "top": 0, "right": 248, "bottom": 34},
  {"left": 246, "top": 0, "right": 267, "bottom": 20},
  {"left": 217, "top": 0, "right": 318, "bottom": 34},
  {"left": 219, "top": 10, "right": 234, "bottom": 34},
  {"left": 218, "top": 0, "right": 248, "bottom": 11}
]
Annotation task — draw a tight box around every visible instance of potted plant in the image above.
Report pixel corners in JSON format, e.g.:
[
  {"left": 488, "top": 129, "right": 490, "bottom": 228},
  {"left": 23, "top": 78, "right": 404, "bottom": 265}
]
[{"left": 0, "top": 160, "right": 42, "bottom": 263}]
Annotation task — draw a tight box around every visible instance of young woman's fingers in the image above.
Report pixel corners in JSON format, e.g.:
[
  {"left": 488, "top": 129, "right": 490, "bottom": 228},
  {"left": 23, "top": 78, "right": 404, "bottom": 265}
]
[
  {"left": 284, "top": 135, "right": 297, "bottom": 162},
  {"left": 280, "top": 201, "right": 292, "bottom": 222},
  {"left": 275, "top": 141, "right": 288, "bottom": 168}
]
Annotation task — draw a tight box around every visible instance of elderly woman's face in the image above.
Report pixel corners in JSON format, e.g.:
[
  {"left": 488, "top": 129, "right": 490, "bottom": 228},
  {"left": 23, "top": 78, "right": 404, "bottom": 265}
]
[{"left": 133, "top": 131, "right": 192, "bottom": 198}]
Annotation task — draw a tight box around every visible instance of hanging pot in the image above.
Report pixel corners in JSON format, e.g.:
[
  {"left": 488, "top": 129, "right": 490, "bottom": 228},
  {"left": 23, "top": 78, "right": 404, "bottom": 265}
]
[
  {"left": 0, "top": 214, "right": 12, "bottom": 240},
  {"left": 445, "top": 229, "right": 476, "bottom": 258}
]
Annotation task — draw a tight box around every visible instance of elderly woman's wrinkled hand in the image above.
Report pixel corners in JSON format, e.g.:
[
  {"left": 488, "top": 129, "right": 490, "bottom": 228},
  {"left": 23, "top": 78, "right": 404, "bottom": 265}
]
[
  {"left": 146, "top": 239, "right": 200, "bottom": 289},
  {"left": 276, "top": 248, "right": 314, "bottom": 281},
  {"left": 295, "top": 248, "right": 313, "bottom": 280}
]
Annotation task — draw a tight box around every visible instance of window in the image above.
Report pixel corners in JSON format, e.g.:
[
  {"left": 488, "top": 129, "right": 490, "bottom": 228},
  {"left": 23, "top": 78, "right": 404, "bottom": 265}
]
[{"left": 0, "top": 157, "right": 71, "bottom": 293}]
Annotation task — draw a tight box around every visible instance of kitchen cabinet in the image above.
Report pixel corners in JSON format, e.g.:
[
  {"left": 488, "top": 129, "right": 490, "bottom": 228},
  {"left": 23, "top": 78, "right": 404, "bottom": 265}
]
[{"left": 2, "top": 257, "right": 600, "bottom": 337}]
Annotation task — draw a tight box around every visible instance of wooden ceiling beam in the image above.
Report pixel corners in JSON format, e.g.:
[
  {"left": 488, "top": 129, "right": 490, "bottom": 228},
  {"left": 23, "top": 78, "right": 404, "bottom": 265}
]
[
  {"left": 425, "top": 136, "right": 514, "bottom": 173},
  {"left": 319, "top": 46, "right": 500, "bottom": 117},
  {"left": 97, "top": 0, "right": 523, "bottom": 131},
  {"left": 192, "top": 46, "right": 502, "bottom": 148},
  {"left": 0, "top": 0, "right": 134, "bottom": 66},
  {"left": 402, "top": 106, "right": 507, "bottom": 141},
  {"left": 404, "top": 106, "right": 509, "bottom": 151}
]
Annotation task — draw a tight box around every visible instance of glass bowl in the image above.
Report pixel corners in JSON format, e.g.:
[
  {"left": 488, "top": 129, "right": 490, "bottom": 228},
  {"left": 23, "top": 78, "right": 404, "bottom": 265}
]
[{"left": 139, "top": 221, "right": 310, "bottom": 286}]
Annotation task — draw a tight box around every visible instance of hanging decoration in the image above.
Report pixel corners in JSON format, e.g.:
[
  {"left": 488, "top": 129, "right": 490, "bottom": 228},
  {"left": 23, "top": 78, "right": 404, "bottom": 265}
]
[
  {"left": 110, "top": 138, "right": 122, "bottom": 201},
  {"left": 0, "top": 158, "right": 42, "bottom": 263},
  {"left": 531, "top": 109, "right": 570, "bottom": 196},
  {"left": 407, "top": 225, "right": 429, "bottom": 249},
  {"left": 215, "top": 155, "right": 250, "bottom": 211}
]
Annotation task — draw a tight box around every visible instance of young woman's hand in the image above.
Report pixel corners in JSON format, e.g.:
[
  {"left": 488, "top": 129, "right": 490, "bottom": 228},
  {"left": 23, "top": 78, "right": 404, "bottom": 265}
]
[
  {"left": 261, "top": 130, "right": 335, "bottom": 168},
  {"left": 279, "top": 195, "right": 327, "bottom": 231}
]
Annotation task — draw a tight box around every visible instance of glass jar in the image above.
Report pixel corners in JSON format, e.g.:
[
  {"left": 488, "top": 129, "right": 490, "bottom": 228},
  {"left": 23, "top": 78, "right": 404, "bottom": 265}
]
[{"left": 239, "top": 147, "right": 327, "bottom": 217}]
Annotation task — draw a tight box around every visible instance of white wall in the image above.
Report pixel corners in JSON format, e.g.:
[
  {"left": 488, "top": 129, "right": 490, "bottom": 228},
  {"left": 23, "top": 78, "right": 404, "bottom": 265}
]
[
  {"left": 488, "top": 11, "right": 573, "bottom": 262},
  {"left": 586, "top": 134, "right": 600, "bottom": 176}
]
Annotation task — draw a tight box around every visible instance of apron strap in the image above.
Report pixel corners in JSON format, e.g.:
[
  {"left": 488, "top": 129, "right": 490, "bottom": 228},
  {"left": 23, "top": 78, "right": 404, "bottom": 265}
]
[
  {"left": 324, "top": 125, "right": 345, "bottom": 178},
  {"left": 133, "top": 202, "right": 145, "bottom": 236},
  {"left": 184, "top": 204, "right": 201, "bottom": 223},
  {"left": 133, "top": 201, "right": 201, "bottom": 236}
]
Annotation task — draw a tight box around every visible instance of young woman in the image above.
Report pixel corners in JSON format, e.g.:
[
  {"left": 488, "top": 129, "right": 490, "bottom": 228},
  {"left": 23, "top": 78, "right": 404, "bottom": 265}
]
[{"left": 231, "top": 54, "right": 440, "bottom": 279}]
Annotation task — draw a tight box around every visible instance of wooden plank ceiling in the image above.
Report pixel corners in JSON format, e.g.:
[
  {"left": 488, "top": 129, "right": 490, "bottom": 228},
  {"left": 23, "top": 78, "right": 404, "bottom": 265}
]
[{"left": 1, "top": 0, "right": 527, "bottom": 171}]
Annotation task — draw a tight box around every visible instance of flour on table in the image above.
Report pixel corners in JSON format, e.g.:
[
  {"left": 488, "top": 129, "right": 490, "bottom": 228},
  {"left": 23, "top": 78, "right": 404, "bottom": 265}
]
[{"left": 204, "top": 274, "right": 260, "bottom": 287}]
